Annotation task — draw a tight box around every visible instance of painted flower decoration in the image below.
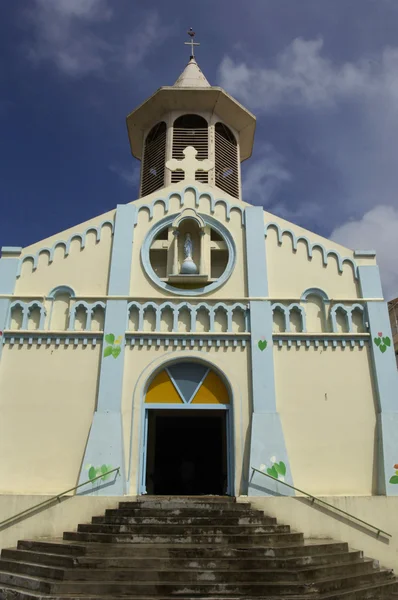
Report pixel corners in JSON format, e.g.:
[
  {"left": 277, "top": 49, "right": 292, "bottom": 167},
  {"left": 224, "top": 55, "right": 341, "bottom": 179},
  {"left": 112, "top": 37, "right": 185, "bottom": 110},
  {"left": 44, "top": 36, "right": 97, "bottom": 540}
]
[
  {"left": 103, "top": 333, "right": 123, "bottom": 358},
  {"left": 374, "top": 332, "right": 391, "bottom": 354},
  {"left": 389, "top": 464, "right": 398, "bottom": 485}
]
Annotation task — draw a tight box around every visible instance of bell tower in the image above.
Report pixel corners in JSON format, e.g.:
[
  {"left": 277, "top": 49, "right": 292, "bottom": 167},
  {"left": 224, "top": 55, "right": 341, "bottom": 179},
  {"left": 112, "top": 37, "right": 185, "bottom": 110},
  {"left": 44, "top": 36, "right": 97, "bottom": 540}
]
[{"left": 126, "top": 31, "right": 256, "bottom": 200}]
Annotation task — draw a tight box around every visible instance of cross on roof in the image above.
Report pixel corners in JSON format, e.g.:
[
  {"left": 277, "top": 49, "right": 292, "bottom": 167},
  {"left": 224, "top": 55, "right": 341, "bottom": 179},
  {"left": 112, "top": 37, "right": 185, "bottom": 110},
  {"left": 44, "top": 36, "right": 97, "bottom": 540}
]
[
  {"left": 185, "top": 28, "right": 200, "bottom": 59},
  {"left": 166, "top": 146, "right": 214, "bottom": 182}
]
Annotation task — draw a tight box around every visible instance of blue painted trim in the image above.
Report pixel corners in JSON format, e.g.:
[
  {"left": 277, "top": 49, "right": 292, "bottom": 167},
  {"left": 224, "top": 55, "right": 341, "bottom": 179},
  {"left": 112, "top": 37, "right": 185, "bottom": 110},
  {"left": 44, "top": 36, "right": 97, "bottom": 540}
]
[
  {"left": 271, "top": 302, "right": 306, "bottom": 333},
  {"left": 1, "top": 247, "right": 22, "bottom": 254},
  {"left": 246, "top": 208, "right": 293, "bottom": 496},
  {"left": 273, "top": 335, "right": 369, "bottom": 349},
  {"left": 0, "top": 254, "right": 20, "bottom": 359},
  {"left": 135, "top": 185, "right": 245, "bottom": 226},
  {"left": 78, "top": 205, "right": 136, "bottom": 497},
  {"left": 108, "top": 205, "right": 137, "bottom": 295},
  {"left": 8, "top": 300, "right": 47, "bottom": 330},
  {"left": 265, "top": 222, "right": 358, "bottom": 278},
  {"left": 3, "top": 332, "right": 101, "bottom": 347},
  {"left": 246, "top": 207, "right": 268, "bottom": 297},
  {"left": 357, "top": 264, "right": 398, "bottom": 495},
  {"left": 141, "top": 212, "right": 236, "bottom": 297},
  {"left": 17, "top": 219, "right": 114, "bottom": 276},
  {"left": 127, "top": 300, "right": 248, "bottom": 333},
  {"left": 354, "top": 250, "right": 377, "bottom": 257},
  {"left": 145, "top": 403, "right": 230, "bottom": 410},
  {"left": 48, "top": 285, "right": 76, "bottom": 298},
  {"left": 330, "top": 303, "right": 365, "bottom": 333},
  {"left": 69, "top": 301, "right": 106, "bottom": 331},
  {"left": 301, "top": 287, "right": 330, "bottom": 302}
]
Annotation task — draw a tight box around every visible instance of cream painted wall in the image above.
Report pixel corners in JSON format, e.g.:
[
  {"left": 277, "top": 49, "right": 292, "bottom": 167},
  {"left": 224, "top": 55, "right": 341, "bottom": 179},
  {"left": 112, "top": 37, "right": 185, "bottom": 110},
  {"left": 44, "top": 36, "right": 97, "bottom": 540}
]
[
  {"left": 0, "top": 346, "right": 100, "bottom": 494},
  {"left": 274, "top": 345, "right": 378, "bottom": 496},
  {"left": 239, "top": 496, "right": 398, "bottom": 572},
  {"left": 15, "top": 214, "right": 114, "bottom": 297},
  {"left": 265, "top": 227, "right": 360, "bottom": 300},
  {"left": 0, "top": 496, "right": 126, "bottom": 552},
  {"left": 120, "top": 346, "right": 252, "bottom": 496}
]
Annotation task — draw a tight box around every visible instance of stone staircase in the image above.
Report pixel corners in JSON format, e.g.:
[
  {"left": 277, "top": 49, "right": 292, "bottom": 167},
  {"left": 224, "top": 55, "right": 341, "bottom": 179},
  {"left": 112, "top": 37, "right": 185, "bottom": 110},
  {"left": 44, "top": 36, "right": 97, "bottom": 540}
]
[{"left": 0, "top": 496, "right": 397, "bottom": 599}]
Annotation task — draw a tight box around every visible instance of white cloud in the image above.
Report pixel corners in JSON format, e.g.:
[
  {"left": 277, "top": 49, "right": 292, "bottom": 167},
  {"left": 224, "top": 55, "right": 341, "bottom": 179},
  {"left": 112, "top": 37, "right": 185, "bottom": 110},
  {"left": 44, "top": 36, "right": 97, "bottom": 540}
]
[
  {"left": 25, "top": 2, "right": 168, "bottom": 77},
  {"left": 109, "top": 164, "right": 140, "bottom": 188},
  {"left": 218, "top": 38, "right": 393, "bottom": 112},
  {"left": 331, "top": 206, "right": 398, "bottom": 301},
  {"left": 242, "top": 143, "right": 291, "bottom": 204}
]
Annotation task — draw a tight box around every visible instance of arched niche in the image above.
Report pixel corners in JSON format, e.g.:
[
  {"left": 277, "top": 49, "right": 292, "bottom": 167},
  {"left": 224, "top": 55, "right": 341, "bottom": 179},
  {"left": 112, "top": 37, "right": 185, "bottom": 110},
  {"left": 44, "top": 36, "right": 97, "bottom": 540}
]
[
  {"left": 49, "top": 286, "right": 75, "bottom": 331},
  {"left": 141, "top": 122, "right": 167, "bottom": 197}
]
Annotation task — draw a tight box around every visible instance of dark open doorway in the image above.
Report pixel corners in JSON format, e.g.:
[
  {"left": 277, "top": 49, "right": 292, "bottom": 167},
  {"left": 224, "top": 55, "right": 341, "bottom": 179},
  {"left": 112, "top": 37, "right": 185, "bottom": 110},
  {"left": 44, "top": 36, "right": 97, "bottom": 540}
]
[{"left": 145, "top": 410, "right": 229, "bottom": 495}]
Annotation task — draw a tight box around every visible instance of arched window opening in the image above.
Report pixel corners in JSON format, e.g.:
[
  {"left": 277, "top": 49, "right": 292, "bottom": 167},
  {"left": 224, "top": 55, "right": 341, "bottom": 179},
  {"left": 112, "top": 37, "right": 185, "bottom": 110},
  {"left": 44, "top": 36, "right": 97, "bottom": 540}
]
[
  {"left": 172, "top": 114, "right": 208, "bottom": 184},
  {"left": 141, "top": 122, "right": 167, "bottom": 198},
  {"left": 215, "top": 122, "right": 239, "bottom": 199}
]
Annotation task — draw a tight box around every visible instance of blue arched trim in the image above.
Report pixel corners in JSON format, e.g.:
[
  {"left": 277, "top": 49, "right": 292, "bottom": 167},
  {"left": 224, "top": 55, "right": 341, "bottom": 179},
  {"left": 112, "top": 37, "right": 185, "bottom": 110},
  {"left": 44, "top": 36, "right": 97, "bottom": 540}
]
[
  {"left": 301, "top": 287, "right": 330, "bottom": 302},
  {"left": 17, "top": 219, "right": 114, "bottom": 277},
  {"left": 264, "top": 222, "right": 358, "bottom": 279},
  {"left": 48, "top": 285, "right": 76, "bottom": 299},
  {"left": 134, "top": 186, "right": 245, "bottom": 226}
]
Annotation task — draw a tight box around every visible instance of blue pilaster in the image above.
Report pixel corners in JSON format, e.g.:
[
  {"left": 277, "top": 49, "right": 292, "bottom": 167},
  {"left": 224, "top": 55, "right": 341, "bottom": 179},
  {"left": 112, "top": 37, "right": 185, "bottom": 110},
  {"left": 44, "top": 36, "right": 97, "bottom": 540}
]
[
  {"left": 245, "top": 208, "right": 294, "bottom": 496},
  {"left": 0, "top": 248, "right": 21, "bottom": 359},
  {"left": 358, "top": 265, "right": 398, "bottom": 495},
  {"left": 78, "top": 204, "right": 137, "bottom": 495}
]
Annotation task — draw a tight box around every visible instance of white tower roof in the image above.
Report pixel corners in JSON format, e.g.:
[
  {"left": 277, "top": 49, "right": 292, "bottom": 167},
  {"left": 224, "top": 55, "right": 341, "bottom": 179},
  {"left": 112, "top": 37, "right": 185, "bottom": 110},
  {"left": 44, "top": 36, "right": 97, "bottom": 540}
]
[{"left": 174, "top": 57, "right": 211, "bottom": 88}]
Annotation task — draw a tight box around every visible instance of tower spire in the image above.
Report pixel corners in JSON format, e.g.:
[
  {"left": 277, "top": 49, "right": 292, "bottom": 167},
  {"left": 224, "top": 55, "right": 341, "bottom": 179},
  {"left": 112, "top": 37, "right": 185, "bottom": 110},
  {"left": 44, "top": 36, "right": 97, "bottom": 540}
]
[{"left": 185, "top": 28, "right": 200, "bottom": 59}]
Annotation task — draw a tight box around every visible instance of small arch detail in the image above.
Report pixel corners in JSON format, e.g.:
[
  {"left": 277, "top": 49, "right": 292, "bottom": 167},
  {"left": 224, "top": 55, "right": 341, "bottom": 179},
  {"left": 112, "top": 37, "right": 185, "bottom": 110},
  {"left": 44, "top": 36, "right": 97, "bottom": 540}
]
[
  {"left": 17, "top": 219, "right": 114, "bottom": 277},
  {"left": 264, "top": 222, "right": 358, "bottom": 279}
]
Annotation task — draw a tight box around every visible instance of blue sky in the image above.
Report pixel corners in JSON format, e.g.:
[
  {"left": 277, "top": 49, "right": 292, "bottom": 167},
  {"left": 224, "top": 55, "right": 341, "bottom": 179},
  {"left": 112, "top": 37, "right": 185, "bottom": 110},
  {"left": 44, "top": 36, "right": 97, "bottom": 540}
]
[{"left": 2, "top": 0, "right": 398, "bottom": 298}]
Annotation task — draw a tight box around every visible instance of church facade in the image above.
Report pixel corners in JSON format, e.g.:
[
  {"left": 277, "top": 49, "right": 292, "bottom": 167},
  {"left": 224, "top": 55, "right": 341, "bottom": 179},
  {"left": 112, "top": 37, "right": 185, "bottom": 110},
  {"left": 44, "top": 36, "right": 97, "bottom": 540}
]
[{"left": 1, "top": 54, "right": 397, "bottom": 502}]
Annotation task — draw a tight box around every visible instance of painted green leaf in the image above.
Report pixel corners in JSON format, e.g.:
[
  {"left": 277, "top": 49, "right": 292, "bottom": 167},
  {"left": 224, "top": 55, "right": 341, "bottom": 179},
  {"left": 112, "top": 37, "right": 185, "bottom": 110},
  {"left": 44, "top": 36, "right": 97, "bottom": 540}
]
[
  {"left": 88, "top": 466, "right": 97, "bottom": 481},
  {"left": 103, "top": 346, "right": 113, "bottom": 358},
  {"left": 112, "top": 346, "right": 121, "bottom": 359},
  {"left": 101, "top": 464, "right": 108, "bottom": 474},
  {"left": 105, "top": 333, "right": 115, "bottom": 345},
  {"left": 389, "top": 475, "right": 398, "bottom": 484},
  {"left": 380, "top": 344, "right": 387, "bottom": 353},
  {"left": 274, "top": 461, "right": 286, "bottom": 476},
  {"left": 258, "top": 340, "right": 267, "bottom": 351},
  {"left": 374, "top": 337, "right": 381, "bottom": 346},
  {"left": 267, "top": 466, "right": 278, "bottom": 479},
  {"left": 383, "top": 337, "right": 391, "bottom": 347}
]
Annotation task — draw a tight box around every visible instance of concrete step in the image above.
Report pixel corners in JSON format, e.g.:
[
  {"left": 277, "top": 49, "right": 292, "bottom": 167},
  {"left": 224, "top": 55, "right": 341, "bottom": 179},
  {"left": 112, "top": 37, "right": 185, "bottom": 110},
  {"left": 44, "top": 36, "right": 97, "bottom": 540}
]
[
  {"left": 2, "top": 548, "right": 363, "bottom": 571},
  {"left": 17, "top": 538, "right": 347, "bottom": 558},
  {"left": 62, "top": 530, "right": 304, "bottom": 545},
  {"left": 0, "top": 557, "right": 379, "bottom": 583},
  {"left": 137, "top": 496, "right": 238, "bottom": 503},
  {"left": 77, "top": 523, "right": 290, "bottom": 535},
  {"left": 0, "top": 568, "right": 394, "bottom": 596},
  {"left": 93, "top": 514, "right": 275, "bottom": 525},
  {"left": 107, "top": 506, "right": 265, "bottom": 518},
  {"left": 119, "top": 500, "right": 250, "bottom": 511}
]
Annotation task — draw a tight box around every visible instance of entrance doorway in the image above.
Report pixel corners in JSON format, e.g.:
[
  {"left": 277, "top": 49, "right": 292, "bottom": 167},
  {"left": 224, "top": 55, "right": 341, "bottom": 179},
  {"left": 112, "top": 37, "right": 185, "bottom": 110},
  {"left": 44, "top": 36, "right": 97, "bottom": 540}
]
[{"left": 145, "top": 410, "right": 228, "bottom": 495}]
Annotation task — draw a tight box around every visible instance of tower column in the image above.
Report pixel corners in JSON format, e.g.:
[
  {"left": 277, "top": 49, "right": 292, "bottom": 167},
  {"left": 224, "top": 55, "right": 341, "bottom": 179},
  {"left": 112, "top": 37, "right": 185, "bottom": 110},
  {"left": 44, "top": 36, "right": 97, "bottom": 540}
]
[
  {"left": 77, "top": 203, "right": 137, "bottom": 495},
  {"left": 245, "top": 207, "right": 294, "bottom": 496},
  {"left": 0, "top": 247, "right": 21, "bottom": 360},
  {"left": 357, "top": 262, "right": 398, "bottom": 495}
]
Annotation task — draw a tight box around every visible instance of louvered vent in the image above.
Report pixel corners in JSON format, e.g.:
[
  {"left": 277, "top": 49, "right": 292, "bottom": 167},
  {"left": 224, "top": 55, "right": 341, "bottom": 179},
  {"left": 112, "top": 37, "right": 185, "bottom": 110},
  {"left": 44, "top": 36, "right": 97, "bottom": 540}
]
[
  {"left": 215, "top": 123, "right": 239, "bottom": 199},
  {"left": 171, "top": 114, "right": 208, "bottom": 184},
  {"left": 141, "top": 122, "right": 166, "bottom": 197}
]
